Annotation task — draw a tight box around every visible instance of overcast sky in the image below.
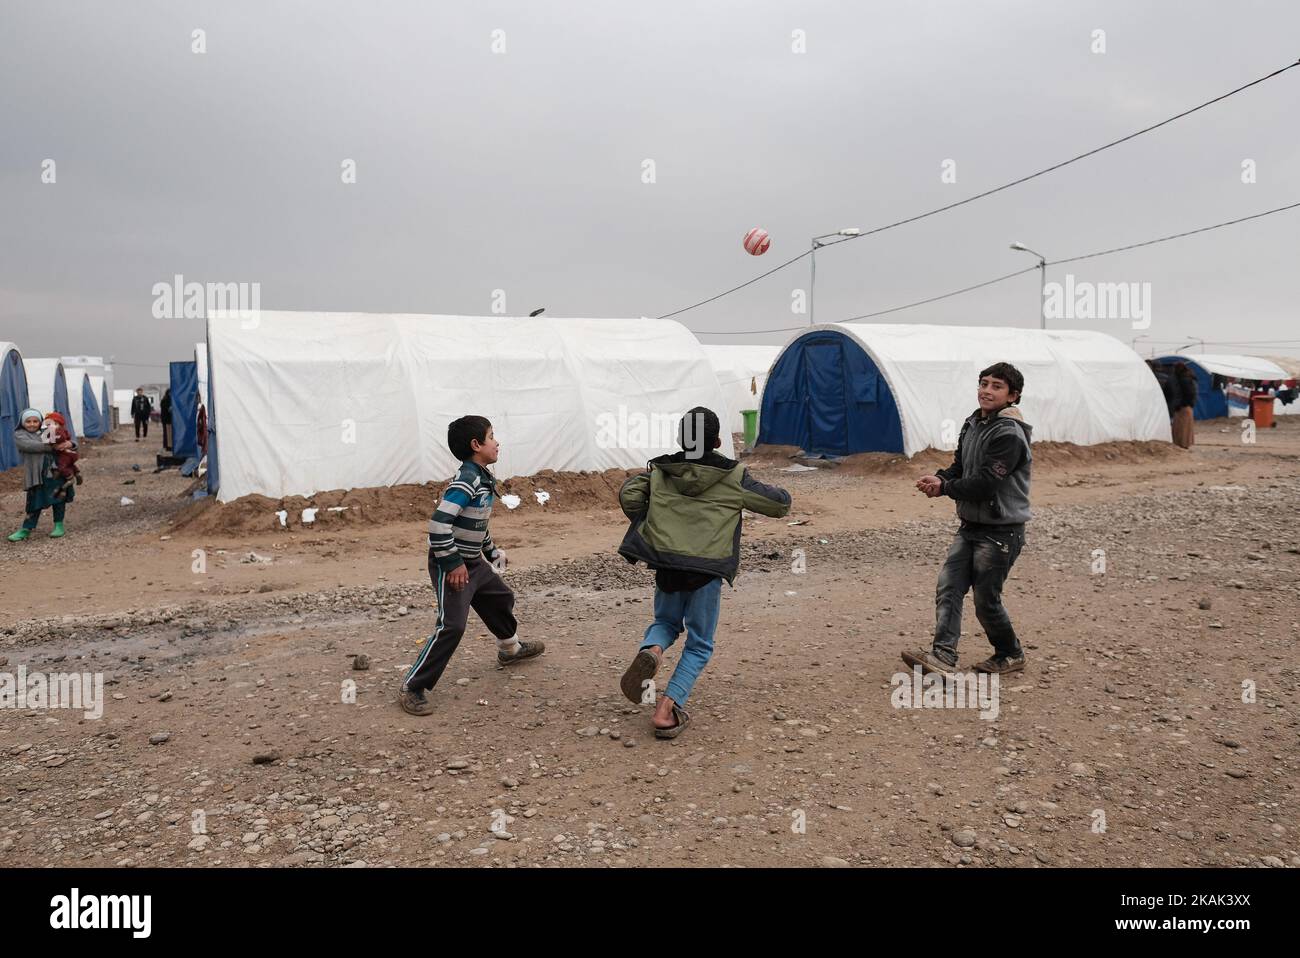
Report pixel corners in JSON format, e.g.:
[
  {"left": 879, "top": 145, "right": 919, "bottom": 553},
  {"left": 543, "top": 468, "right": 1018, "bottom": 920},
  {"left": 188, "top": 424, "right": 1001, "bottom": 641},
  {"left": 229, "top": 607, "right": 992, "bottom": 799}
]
[{"left": 2, "top": 0, "right": 1297, "bottom": 387}]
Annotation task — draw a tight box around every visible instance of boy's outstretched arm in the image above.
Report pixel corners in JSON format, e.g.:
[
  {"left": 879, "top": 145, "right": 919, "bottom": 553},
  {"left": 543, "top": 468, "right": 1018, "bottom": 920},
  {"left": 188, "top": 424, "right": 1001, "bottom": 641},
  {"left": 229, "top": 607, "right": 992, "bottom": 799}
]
[
  {"left": 618, "top": 471, "right": 650, "bottom": 520},
  {"left": 739, "top": 468, "right": 791, "bottom": 518}
]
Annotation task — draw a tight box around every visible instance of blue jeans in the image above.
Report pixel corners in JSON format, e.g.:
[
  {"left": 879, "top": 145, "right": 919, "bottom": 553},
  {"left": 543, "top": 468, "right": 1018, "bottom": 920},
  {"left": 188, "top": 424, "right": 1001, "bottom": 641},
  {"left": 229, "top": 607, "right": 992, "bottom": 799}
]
[
  {"left": 933, "top": 527, "right": 1024, "bottom": 664},
  {"left": 640, "top": 578, "right": 722, "bottom": 707}
]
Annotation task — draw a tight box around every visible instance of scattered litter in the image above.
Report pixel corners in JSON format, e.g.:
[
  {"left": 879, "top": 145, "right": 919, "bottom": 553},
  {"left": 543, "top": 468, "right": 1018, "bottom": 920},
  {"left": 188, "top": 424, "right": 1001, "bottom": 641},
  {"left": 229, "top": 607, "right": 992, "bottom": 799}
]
[
  {"left": 302, "top": 508, "right": 318, "bottom": 524},
  {"left": 1208, "top": 485, "right": 1247, "bottom": 493},
  {"left": 781, "top": 464, "right": 819, "bottom": 473},
  {"left": 122, "top": 479, "right": 135, "bottom": 485},
  {"left": 534, "top": 490, "right": 551, "bottom": 506},
  {"left": 120, "top": 497, "right": 134, "bottom": 506},
  {"left": 787, "top": 519, "right": 810, "bottom": 526},
  {"left": 476, "top": 699, "right": 489, "bottom": 706},
  {"left": 191, "top": 490, "right": 208, "bottom": 500},
  {"left": 326, "top": 506, "right": 347, "bottom": 512},
  {"left": 500, "top": 494, "right": 522, "bottom": 510},
  {"left": 240, "top": 552, "right": 273, "bottom": 565},
  {"left": 817, "top": 538, "right": 829, "bottom": 544},
  {"left": 785, "top": 590, "right": 798, "bottom": 596},
  {"left": 275, "top": 510, "right": 288, "bottom": 527},
  {"left": 130, "top": 465, "right": 141, "bottom": 472}
]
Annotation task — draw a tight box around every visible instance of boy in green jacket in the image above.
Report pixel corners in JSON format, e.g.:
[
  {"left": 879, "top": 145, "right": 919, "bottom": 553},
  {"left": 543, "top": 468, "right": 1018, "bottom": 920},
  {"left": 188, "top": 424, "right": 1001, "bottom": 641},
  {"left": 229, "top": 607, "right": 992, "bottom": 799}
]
[{"left": 616, "top": 407, "right": 791, "bottom": 738}]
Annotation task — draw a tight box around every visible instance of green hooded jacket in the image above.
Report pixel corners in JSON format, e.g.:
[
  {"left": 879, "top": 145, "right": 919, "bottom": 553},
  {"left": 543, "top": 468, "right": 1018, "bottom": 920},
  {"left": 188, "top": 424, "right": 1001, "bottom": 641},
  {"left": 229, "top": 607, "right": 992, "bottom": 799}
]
[{"left": 617, "top": 450, "right": 791, "bottom": 585}]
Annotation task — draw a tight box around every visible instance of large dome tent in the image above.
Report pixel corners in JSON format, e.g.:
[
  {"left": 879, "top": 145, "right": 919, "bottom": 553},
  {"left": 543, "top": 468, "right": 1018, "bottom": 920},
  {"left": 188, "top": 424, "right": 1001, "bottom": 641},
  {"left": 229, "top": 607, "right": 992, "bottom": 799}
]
[
  {"left": 0, "top": 342, "right": 31, "bottom": 472},
  {"left": 24, "top": 359, "right": 75, "bottom": 440},
  {"left": 760, "top": 323, "right": 1171, "bottom": 457},
  {"left": 206, "top": 311, "right": 734, "bottom": 503}
]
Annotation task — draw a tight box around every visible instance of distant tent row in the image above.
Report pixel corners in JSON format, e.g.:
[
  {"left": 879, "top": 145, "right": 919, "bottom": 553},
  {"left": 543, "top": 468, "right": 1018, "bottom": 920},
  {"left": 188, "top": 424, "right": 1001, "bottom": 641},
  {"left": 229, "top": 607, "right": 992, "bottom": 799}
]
[
  {"left": 701, "top": 345, "right": 779, "bottom": 436},
  {"left": 759, "top": 324, "right": 1171, "bottom": 456},
  {"left": 204, "top": 311, "right": 734, "bottom": 502},
  {"left": 1156, "top": 353, "right": 1299, "bottom": 420}
]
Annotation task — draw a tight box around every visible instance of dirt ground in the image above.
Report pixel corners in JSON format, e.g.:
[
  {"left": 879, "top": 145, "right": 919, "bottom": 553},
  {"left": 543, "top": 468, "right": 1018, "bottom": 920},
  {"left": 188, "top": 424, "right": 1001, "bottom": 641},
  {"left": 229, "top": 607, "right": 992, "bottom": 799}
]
[{"left": 1, "top": 418, "right": 1297, "bottom": 868}]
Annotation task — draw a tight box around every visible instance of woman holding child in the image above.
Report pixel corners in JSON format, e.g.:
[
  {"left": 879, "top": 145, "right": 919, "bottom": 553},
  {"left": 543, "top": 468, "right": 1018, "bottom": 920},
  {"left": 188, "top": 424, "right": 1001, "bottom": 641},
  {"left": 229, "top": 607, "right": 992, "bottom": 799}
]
[{"left": 8, "top": 408, "right": 76, "bottom": 541}]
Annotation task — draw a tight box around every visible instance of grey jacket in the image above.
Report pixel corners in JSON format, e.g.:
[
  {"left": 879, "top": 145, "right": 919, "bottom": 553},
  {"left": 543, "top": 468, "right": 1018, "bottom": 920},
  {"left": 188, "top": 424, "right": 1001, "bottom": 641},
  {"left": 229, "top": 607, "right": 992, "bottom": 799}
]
[
  {"left": 13, "top": 428, "right": 55, "bottom": 491},
  {"left": 936, "top": 406, "right": 1032, "bottom": 527}
]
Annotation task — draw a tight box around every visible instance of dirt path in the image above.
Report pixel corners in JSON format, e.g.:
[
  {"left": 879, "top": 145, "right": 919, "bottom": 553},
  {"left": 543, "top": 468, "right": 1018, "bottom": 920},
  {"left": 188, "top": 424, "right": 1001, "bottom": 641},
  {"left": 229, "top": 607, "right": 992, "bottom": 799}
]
[{"left": 1, "top": 420, "right": 1298, "bottom": 868}]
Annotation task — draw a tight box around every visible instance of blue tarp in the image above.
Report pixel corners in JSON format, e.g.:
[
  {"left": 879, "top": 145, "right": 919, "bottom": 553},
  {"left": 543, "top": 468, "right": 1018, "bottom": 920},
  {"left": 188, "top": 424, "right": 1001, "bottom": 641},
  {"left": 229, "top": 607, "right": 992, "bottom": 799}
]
[
  {"left": 79, "top": 375, "right": 106, "bottom": 439},
  {"left": 1155, "top": 356, "right": 1225, "bottom": 420},
  {"left": 169, "top": 361, "right": 199, "bottom": 459},
  {"left": 50, "top": 366, "right": 75, "bottom": 441},
  {"left": 758, "top": 331, "right": 904, "bottom": 456},
  {"left": 0, "top": 347, "right": 31, "bottom": 472}
]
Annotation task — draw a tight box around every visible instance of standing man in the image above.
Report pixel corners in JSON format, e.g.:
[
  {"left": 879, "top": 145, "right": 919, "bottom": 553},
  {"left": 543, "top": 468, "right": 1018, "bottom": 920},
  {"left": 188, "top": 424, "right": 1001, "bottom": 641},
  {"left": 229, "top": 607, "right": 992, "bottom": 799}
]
[
  {"left": 906, "top": 362, "right": 1032, "bottom": 676},
  {"left": 159, "top": 388, "right": 173, "bottom": 451},
  {"left": 130, "top": 387, "right": 153, "bottom": 442}
]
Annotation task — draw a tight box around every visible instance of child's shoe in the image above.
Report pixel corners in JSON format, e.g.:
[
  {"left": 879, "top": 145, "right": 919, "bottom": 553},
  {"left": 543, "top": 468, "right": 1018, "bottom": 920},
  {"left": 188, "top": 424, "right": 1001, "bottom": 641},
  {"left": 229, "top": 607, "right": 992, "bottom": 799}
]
[
  {"left": 49, "top": 522, "right": 66, "bottom": 539},
  {"left": 620, "top": 648, "right": 661, "bottom": 704},
  {"left": 7, "top": 529, "right": 31, "bottom": 542},
  {"left": 398, "top": 685, "right": 435, "bottom": 716},
  {"left": 497, "top": 639, "right": 545, "bottom": 667}
]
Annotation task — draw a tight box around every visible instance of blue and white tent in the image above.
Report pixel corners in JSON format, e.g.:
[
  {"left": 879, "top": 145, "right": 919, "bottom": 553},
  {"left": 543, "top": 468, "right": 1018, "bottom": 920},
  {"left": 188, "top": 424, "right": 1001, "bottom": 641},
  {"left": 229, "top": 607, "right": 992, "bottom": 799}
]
[
  {"left": 23, "top": 359, "right": 75, "bottom": 440},
  {"left": 0, "top": 342, "right": 31, "bottom": 472},
  {"left": 760, "top": 323, "right": 1171, "bottom": 457}
]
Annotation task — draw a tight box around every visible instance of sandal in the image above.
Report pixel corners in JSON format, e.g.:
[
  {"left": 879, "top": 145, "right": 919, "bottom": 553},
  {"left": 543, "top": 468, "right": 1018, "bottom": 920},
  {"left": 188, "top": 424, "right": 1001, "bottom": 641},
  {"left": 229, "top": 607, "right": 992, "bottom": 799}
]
[
  {"left": 620, "top": 648, "right": 660, "bottom": 704},
  {"left": 653, "top": 704, "right": 691, "bottom": 739}
]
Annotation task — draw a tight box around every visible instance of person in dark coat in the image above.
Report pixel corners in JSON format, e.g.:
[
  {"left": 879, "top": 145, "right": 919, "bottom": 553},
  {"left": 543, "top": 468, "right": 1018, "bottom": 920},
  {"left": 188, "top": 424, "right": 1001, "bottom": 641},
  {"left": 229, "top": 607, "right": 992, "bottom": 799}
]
[
  {"left": 1171, "top": 364, "right": 1197, "bottom": 448},
  {"left": 160, "top": 388, "right": 173, "bottom": 450},
  {"left": 131, "top": 388, "right": 153, "bottom": 441}
]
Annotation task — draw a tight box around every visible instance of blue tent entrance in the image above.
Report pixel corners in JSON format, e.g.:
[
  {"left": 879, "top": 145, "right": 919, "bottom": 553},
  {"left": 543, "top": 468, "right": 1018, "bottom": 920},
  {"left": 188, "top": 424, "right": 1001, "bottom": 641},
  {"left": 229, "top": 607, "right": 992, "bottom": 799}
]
[
  {"left": 758, "top": 330, "right": 904, "bottom": 456},
  {"left": 1154, "top": 356, "right": 1224, "bottom": 420},
  {"left": 169, "top": 360, "right": 199, "bottom": 459},
  {"left": 78, "top": 373, "right": 107, "bottom": 438},
  {"left": 0, "top": 344, "right": 31, "bottom": 472}
]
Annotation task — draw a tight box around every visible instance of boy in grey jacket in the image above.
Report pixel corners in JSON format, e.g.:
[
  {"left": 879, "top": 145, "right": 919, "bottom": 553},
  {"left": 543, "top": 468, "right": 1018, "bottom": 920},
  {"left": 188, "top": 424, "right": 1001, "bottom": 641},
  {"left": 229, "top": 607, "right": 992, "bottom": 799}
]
[{"left": 906, "top": 362, "right": 1031, "bottom": 675}]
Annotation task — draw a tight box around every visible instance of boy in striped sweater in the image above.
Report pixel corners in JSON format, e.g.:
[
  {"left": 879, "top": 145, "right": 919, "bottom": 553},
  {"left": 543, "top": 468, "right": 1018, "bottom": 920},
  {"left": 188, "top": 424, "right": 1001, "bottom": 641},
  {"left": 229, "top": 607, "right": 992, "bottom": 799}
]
[{"left": 399, "top": 416, "right": 544, "bottom": 716}]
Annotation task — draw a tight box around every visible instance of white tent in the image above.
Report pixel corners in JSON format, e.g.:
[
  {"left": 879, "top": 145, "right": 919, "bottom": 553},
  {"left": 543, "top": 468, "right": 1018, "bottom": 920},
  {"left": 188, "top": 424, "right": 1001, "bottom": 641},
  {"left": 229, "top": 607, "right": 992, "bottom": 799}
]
[
  {"left": 195, "top": 342, "right": 209, "bottom": 413},
  {"left": 113, "top": 388, "right": 134, "bottom": 424},
  {"left": 1175, "top": 353, "right": 1288, "bottom": 382},
  {"left": 760, "top": 323, "right": 1171, "bottom": 457},
  {"left": 24, "top": 359, "right": 72, "bottom": 433},
  {"left": 207, "top": 311, "right": 734, "bottom": 503},
  {"left": 701, "top": 344, "right": 778, "bottom": 435}
]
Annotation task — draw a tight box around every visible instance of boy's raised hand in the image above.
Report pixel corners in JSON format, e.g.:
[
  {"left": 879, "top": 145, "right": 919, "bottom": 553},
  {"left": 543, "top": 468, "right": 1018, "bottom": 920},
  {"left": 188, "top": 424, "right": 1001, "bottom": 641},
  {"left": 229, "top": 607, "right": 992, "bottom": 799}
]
[
  {"left": 447, "top": 565, "right": 470, "bottom": 591},
  {"left": 916, "top": 475, "right": 943, "bottom": 497}
]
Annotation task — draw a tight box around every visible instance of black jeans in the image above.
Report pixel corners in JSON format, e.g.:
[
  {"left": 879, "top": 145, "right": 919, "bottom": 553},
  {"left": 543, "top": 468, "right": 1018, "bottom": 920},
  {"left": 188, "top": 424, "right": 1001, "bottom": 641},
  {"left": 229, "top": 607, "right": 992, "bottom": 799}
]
[
  {"left": 133, "top": 415, "right": 149, "bottom": 438},
  {"left": 933, "top": 526, "right": 1024, "bottom": 664}
]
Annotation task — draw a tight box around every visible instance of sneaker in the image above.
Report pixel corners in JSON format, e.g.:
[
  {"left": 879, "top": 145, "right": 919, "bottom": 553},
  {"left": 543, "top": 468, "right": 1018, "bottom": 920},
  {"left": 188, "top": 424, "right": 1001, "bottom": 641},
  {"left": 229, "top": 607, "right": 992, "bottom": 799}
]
[
  {"left": 900, "top": 648, "right": 957, "bottom": 676},
  {"left": 497, "top": 639, "right": 545, "bottom": 667},
  {"left": 973, "top": 653, "right": 1026, "bottom": 674},
  {"left": 620, "top": 648, "right": 661, "bottom": 704},
  {"left": 7, "top": 529, "right": 31, "bottom": 542},
  {"left": 398, "top": 685, "right": 435, "bottom": 716}
]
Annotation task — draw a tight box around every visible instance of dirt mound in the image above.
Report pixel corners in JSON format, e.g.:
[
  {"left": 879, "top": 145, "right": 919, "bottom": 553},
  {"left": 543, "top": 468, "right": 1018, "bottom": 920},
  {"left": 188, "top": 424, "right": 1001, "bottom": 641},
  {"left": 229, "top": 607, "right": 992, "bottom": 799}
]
[
  {"left": 169, "top": 467, "right": 643, "bottom": 535},
  {"left": 748, "top": 439, "right": 1181, "bottom": 478}
]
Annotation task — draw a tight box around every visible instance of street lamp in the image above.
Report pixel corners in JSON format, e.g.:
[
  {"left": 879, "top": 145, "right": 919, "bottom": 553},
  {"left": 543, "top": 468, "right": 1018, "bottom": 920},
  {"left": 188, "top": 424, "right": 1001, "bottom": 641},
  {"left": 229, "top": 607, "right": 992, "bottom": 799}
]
[
  {"left": 528, "top": 308, "right": 545, "bottom": 317},
  {"left": 1010, "top": 242, "right": 1047, "bottom": 329},
  {"left": 810, "top": 228, "right": 861, "bottom": 325}
]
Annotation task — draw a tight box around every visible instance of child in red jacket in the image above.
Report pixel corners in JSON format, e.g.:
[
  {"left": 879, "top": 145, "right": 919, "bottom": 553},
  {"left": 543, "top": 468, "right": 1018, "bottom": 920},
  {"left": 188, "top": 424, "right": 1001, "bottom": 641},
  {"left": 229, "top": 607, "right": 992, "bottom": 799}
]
[{"left": 41, "top": 413, "right": 81, "bottom": 498}]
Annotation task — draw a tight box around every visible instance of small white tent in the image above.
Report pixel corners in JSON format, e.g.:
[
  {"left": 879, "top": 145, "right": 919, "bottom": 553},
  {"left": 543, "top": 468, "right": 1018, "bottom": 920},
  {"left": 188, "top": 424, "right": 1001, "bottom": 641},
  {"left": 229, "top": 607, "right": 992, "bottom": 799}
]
[
  {"left": 113, "top": 388, "right": 134, "bottom": 424},
  {"left": 701, "top": 345, "right": 778, "bottom": 436},
  {"left": 760, "top": 323, "right": 1171, "bottom": 457},
  {"left": 24, "top": 360, "right": 74, "bottom": 436},
  {"left": 207, "top": 311, "right": 734, "bottom": 503}
]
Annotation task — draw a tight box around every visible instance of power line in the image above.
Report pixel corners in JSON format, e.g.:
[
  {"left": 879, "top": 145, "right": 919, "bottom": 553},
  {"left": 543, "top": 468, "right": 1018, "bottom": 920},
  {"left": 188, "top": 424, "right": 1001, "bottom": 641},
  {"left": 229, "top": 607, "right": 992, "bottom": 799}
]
[
  {"left": 692, "top": 200, "right": 1300, "bottom": 335},
  {"left": 657, "top": 57, "right": 1300, "bottom": 321}
]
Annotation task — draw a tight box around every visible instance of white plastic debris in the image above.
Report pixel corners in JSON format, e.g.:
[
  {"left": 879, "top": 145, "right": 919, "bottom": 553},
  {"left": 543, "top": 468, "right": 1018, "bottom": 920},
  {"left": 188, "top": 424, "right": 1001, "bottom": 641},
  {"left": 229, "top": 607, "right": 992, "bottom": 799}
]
[
  {"left": 781, "top": 464, "right": 819, "bottom": 473},
  {"left": 276, "top": 510, "right": 288, "bottom": 527},
  {"left": 500, "top": 494, "right": 522, "bottom": 510},
  {"left": 241, "top": 552, "right": 273, "bottom": 564},
  {"left": 302, "top": 508, "right": 318, "bottom": 524},
  {"left": 120, "top": 496, "right": 134, "bottom": 506},
  {"left": 534, "top": 490, "right": 551, "bottom": 506},
  {"left": 326, "top": 506, "right": 348, "bottom": 512}
]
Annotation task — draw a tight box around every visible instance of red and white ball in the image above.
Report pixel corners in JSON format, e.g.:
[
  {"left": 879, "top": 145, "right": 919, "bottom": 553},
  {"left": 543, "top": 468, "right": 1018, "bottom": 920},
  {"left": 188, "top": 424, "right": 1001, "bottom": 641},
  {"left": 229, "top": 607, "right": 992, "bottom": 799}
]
[{"left": 743, "top": 227, "right": 771, "bottom": 256}]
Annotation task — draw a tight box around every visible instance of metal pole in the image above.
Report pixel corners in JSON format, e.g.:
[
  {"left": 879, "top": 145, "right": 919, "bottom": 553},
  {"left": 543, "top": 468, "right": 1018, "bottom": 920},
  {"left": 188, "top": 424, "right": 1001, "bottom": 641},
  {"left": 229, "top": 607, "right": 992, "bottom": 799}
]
[
  {"left": 1039, "top": 259, "right": 1047, "bottom": 330},
  {"left": 809, "top": 242, "right": 817, "bottom": 326}
]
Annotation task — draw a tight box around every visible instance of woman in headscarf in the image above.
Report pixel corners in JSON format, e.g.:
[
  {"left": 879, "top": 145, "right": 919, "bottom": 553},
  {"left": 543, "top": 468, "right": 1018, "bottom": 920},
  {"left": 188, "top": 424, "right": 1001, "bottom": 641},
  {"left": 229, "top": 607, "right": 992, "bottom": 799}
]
[
  {"left": 8, "top": 407, "right": 76, "bottom": 541},
  {"left": 1171, "top": 363, "right": 1198, "bottom": 449}
]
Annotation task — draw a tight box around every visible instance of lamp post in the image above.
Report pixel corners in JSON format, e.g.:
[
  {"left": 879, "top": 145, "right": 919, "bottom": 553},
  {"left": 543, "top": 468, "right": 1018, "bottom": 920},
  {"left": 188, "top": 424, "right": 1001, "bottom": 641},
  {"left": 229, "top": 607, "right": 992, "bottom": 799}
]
[
  {"left": 1010, "top": 242, "right": 1047, "bottom": 329},
  {"left": 809, "top": 228, "right": 861, "bottom": 325}
]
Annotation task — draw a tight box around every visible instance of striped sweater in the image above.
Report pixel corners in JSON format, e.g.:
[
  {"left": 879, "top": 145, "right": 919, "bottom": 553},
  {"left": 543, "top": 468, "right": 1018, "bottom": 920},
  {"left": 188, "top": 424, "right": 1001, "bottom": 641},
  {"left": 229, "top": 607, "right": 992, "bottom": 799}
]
[{"left": 428, "top": 460, "right": 502, "bottom": 572}]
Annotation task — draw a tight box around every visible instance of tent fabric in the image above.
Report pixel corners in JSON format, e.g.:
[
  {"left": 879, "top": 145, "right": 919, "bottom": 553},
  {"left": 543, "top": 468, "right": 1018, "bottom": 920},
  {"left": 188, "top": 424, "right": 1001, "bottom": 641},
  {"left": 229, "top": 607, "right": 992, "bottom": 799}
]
[
  {"left": 113, "top": 389, "right": 134, "bottom": 425},
  {"left": 207, "top": 311, "right": 734, "bottom": 503},
  {"left": 1157, "top": 354, "right": 1294, "bottom": 421},
  {"left": 65, "top": 368, "right": 104, "bottom": 438},
  {"left": 24, "top": 359, "right": 75, "bottom": 440},
  {"left": 88, "top": 375, "right": 110, "bottom": 435},
  {"left": 760, "top": 323, "right": 1171, "bottom": 457},
  {"left": 1171, "top": 353, "right": 1288, "bottom": 382},
  {"left": 169, "top": 360, "right": 199, "bottom": 458},
  {"left": 1154, "top": 356, "right": 1224, "bottom": 420},
  {"left": 701, "top": 345, "right": 778, "bottom": 435},
  {"left": 0, "top": 343, "right": 31, "bottom": 472},
  {"left": 1262, "top": 355, "right": 1300, "bottom": 380}
]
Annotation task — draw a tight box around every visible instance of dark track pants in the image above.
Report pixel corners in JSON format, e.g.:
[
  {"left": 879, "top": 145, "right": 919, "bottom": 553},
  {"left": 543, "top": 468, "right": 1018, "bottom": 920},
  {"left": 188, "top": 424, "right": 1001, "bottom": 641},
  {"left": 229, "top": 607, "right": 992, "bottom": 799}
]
[
  {"left": 133, "top": 416, "right": 149, "bottom": 438},
  {"left": 403, "top": 556, "right": 517, "bottom": 693}
]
